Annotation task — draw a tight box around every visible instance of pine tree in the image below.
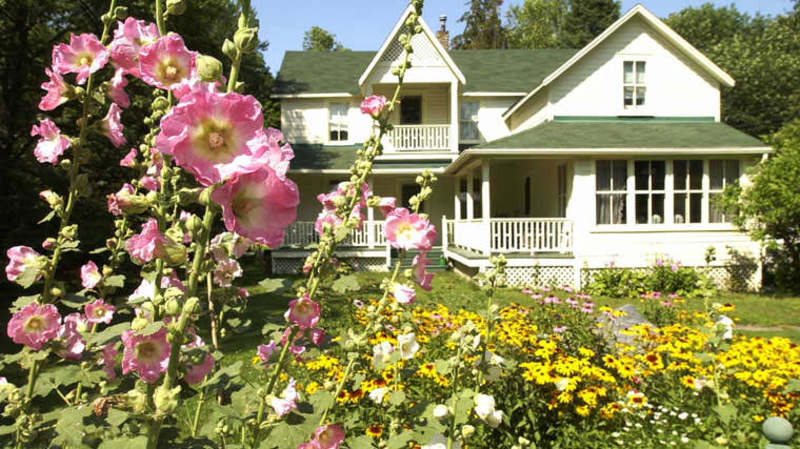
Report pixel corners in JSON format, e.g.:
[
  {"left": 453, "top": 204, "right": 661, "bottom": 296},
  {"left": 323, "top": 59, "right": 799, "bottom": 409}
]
[
  {"left": 559, "top": 0, "right": 620, "bottom": 48},
  {"left": 452, "top": 0, "right": 507, "bottom": 49}
]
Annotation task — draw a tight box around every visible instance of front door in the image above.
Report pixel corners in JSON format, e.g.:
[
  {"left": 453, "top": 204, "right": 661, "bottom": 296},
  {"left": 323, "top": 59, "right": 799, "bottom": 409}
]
[{"left": 400, "top": 182, "right": 425, "bottom": 213}]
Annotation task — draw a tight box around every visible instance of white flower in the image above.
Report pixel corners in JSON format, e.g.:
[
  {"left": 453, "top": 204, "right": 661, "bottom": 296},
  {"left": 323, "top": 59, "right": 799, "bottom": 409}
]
[
  {"left": 421, "top": 434, "right": 459, "bottom": 449},
  {"left": 474, "top": 394, "right": 496, "bottom": 420},
  {"left": 681, "top": 436, "right": 689, "bottom": 444},
  {"left": 398, "top": 332, "right": 419, "bottom": 360},
  {"left": 678, "top": 412, "right": 688, "bottom": 420},
  {"left": 432, "top": 404, "right": 449, "bottom": 419},
  {"left": 555, "top": 377, "right": 570, "bottom": 392},
  {"left": 372, "top": 341, "right": 394, "bottom": 369},
  {"left": 128, "top": 278, "right": 155, "bottom": 302},
  {"left": 213, "top": 258, "right": 243, "bottom": 287},
  {"left": 369, "top": 387, "right": 388, "bottom": 404},
  {"left": 486, "top": 409, "right": 503, "bottom": 428}
]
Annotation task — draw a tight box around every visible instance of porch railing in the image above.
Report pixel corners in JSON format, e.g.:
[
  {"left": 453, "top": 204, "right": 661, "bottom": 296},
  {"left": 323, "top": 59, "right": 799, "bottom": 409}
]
[
  {"left": 280, "top": 220, "right": 386, "bottom": 249},
  {"left": 385, "top": 124, "right": 450, "bottom": 152},
  {"left": 443, "top": 217, "right": 574, "bottom": 255}
]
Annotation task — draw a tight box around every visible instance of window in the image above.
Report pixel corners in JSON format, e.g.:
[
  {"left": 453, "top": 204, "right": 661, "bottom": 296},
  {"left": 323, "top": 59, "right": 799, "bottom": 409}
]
[
  {"left": 709, "top": 160, "right": 739, "bottom": 223},
  {"left": 623, "top": 61, "right": 646, "bottom": 110},
  {"left": 328, "top": 102, "right": 349, "bottom": 142},
  {"left": 673, "top": 160, "right": 703, "bottom": 224},
  {"left": 460, "top": 101, "right": 479, "bottom": 141},
  {"left": 634, "top": 161, "right": 665, "bottom": 224},
  {"left": 596, "top": 160, "right": 627, "bottom": 224},
  {"left": 400, "top": 96, "right": 422, "bottom": 124}
]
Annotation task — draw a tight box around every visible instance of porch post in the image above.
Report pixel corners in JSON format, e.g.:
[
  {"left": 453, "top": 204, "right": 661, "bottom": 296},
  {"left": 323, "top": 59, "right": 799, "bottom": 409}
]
[
  {"left": 450, "top": 81, "right": 459, "bottom": 153},
  {"left": 367, "top": 177, "right": 375, "bottom": 249},
  {"left": 442, "top": 215, "right": 448, "bottom": 250},
  {"left": 466, "top": 171, "right": 474, "bottom": 220},
  {"left": 481, "top": 160, "right": 491, "bottom": 256},
  {"left": 454, "top": 176, "right": 461, "bottom": 220}
]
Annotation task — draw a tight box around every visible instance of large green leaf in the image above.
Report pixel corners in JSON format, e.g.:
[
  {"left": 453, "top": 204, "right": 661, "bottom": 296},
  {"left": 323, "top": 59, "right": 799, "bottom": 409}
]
[
  {"left": 53, "top": 406, "right": 92, "bottom": 448},
  {"left": 332, "top": 274, "right": 361, "bottom": 294},
  {"left": 258, "top": 277, "right": 292, "bottom": 294},
  {"left": 34, "top": 364, "right": 81, "bottom": 397},
  {"left": 98, "top": 436, "right": 148, "bottom": 449},
  {"left": 87, "top": 322, "right": 130, "bottom": 347}
]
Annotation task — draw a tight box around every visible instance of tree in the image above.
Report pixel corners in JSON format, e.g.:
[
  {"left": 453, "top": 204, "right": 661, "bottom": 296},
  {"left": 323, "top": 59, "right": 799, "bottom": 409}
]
[
  {"left": 452, "top": 0, "right": 507, "bottom": 49},
  {"left": 718, "top": 121, "right": 800, "bottom": 292},
  {"left": 302, "top": 26, "right": 346, "bottom": 51},
  {"left": 558, "top": 0, "right": 620, "bottom": 48},
  {"left": 506, "top": 0, "right": 567, "bottom": 49}
]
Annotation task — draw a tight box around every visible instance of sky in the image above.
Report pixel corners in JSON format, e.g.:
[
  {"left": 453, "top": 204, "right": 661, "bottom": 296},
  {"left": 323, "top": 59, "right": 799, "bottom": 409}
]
[{"left": 253, "top": 0, "right": 795, "bottom": 74}]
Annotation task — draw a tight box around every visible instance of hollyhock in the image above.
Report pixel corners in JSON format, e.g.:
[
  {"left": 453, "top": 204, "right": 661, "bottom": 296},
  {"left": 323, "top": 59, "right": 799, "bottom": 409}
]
[
  {"left": 128, "top": 273, "right": 184, "bottom": 303},
  {"left": 52, "top": 33, "right": 108, "bottom": 85},
  {"left": 257, "top": 341, "right": 277, "bottom": 364},
  {"left": 397, "top": 333, "right": 419, "bottom": 359},
  {"left": 80, "top": 261, "right": 102, "bottom": 289},
  {"left": 309, "top": 328, "right": 325, "bottom": 346},
  {"left": 474, "top": 394, "right": 504, "bottom": 428},
  {"left": 360, "top": 94, "right": 387, "bottom": 116},
  {"left": 313, "top": 425, "right": 345, "bottom": 449},
  {"left": 120, "top": 148, "right": 137, "bottom": 167},
  {"left": 553, "top": 325, "right": 568, "bottom": 333},
  {"left": 139, "top": 175, "right": 159, "bottom": 191},
  {"left": 101, "top": 343, "right": 118, "bottom": 381},
  {"left": 7, "top": 303, "right": 61, "bottom": 350},
  {"left": 412, "top": 252, "right": 434, "bottom": 291},
  {"left": 212, "top": 166, "right": 299, "bottom": 247},
  {"left": 102, "top": 103, "right": 126, "bottom": 147},
  {"left": 5, "top": 246, "right": 42, "bottom": 283},
  {"left": 39, "top": 68, "right": 71, "bottom": 111},
  {"left": 183, "top": 332, "right": 214, "bottom": 384},
  {"left": 271, "top": 378, "right": 299, "bottom": 417},
  {"left": 256, "top": 128, "right": 294, "bottom": 179},
  {"left": 138, "top": 34, "right": 196, "bottom": 90},
  {"left": 85, "top": 298, "right": 115, "bottom": 324},
  {"left": 31, "top": 118, "right": 70, "bottom": 164},
  {"left": 372, "top": 341, "right": 394, "bottom": 369},
  {"left": 378, "top": 197, "right": 396, "bottom": 217},
  {"left": 109, "top": 68, "right": 130, "bottom": 108},
  {"left": 213, "top": 258, "right": 242, "bottom": 287},
  {"left": 392, "top": 283, "right": 416, "bottom": 305},
  {"left": 284, "top": 295, "right": 320, "bottom": 329},
  {"left": 109, "top": 17, "right": 159, "bottom": 77},
  {"left": 156, "top": 85, "right": 269, "bottom": 186},
  {"left": 125, "top": 217, "right": 169, "bottom": 264},
  {"left": 369, "top": 387, "right": 388, "bottom": 404},
  {"left": 121, "top": 328, "right": 170, "bottom": 383},
  {"left": 385, "top": 208, "right": 436, "bottom": 251},
  {"left": 107, "top": 183, "right": 137, "bottom": 216},
  {"left": 56, "top": 313, "right": 86, "bottom": 360},
  {"left": 421, "top": 434, "right": 457, "bottom": 449}
]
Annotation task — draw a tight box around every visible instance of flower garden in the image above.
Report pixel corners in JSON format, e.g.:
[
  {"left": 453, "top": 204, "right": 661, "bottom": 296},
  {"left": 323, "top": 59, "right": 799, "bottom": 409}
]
[{"left": 1, "top": 0, "right": 799, "bottom": 448}]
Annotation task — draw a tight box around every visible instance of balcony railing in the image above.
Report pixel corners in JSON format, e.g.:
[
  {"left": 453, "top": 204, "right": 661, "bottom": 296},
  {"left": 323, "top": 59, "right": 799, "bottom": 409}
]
[
  {"left": 385, "top": 124, "right": 450, "bottom": 152},
  {"left": 443, "top": 217, "right": 574, "bottom": 255},
  {"left": 280, "top": 221, "right": 386, "bottom": 249}
]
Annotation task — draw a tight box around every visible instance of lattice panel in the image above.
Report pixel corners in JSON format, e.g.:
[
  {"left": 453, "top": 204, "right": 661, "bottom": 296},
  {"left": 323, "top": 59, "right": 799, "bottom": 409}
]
[
  {"left": 272, "top": 258, "right": 303, "bottom": 275},
  {"left": 505, "top": 266, "right": 575, "bottom": 287},
  {"left": 381, "top": 29, "right": 443, "bottom": 67},
  {"left": 345, "top": 257, "right": 388, "bottom": 272}
]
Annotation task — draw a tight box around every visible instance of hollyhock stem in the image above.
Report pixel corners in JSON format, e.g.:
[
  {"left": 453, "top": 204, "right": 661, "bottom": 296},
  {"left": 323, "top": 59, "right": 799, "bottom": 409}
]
[
  {"left": 319, "top": 358, "right": 355, "bottom": 426},
  {"left": 155, "top": 0, "right": 166, "bottom": 35},
  {"left": 191, "top": 386, "right": 207, "bottom": 437},
  {"left": 252, "top": 329, "right": 295, "bottom": 448},
  {"left": 207, "top": 272, "right": 219, "bottom": 349}
]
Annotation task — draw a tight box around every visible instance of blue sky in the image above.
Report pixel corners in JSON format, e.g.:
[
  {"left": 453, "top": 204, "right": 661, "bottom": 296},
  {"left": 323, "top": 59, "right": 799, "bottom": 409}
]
[{"left": 253, "top": 0, "right": 795, "bottom": 74}]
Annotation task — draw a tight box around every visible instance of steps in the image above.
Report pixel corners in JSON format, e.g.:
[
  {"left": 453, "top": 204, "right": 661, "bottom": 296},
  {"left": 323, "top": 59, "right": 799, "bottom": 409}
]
[{"left": 390, "top": 247, "right": 448, "bottom": 271}]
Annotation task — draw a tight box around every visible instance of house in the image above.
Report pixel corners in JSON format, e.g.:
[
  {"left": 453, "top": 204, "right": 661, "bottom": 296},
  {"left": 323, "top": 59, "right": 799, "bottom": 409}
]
[{"left": 270, "top": 4, "right": 770, "bottom": 288}]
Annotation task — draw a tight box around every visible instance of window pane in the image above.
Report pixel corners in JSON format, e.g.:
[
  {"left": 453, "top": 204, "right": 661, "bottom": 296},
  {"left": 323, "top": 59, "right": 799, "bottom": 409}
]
[
  {"left": 635, "top": 194, "right": 649, "bottom": 224},
  {"left": 635, "top": 161, "right": 649, "bottom": 190},
  {"left": 624, "top": 87, "right": 634, "bottom": 106},
  {"left": 460, "top": 101, "right": 478, "bottom": 120},
  {"left": 623, "top": 61, "right": 634, "bottom": 83},
  {"left": 674, "top": 193, "right": 686, "bottom": 223},
  {"left": 612, "top": 161, "right": 626, "bottom": 191},
  {"left": 710, "top": 160, "right": 723, "bottom": 190},
  {"left": 330, "top": 130, "right": 338, "bottom": 141},
  {"left": 596, "top": 195, "right": 609, "bottom": 224},
  {"left": 635, "top": 87, "right": 646, "bottom": 106},
  {"left": 636, "top": 61, "right": 646, "bottom": 83},
  {"left": 339, "top": 130, "right": 348, "bottom": 141},
  {"left": 674, "top": 160, "right": 687, "bottom": 190},
  {"left": 690, "top": 193, "right": 702, "bottom": 223},
  {"left": 459, "top": 179, "right": 467, "bottom": 218},
  {"left": 612, "top": 194, "right": 626, "bottom": 224},
  {"left": 460, "top": 122, "right": 479, "bottom": 140},
  {"left": 400, "top": 96, "right": 422, "bottom": 124},
  {"left": 596, "top": 161, "right": 610, "bottom": 190},
  {"left": 330, "top": 102, "right": 347, "bottom": 118},
  {"left": 710, "top": 193, "right": 724, "bottom": 223},
  {"left": 652, "top": 194, "right": 664, "bottom": 224},
  {"left": 725, "top": 160, "right": 739, "bottom": 185},
  {"left": 689, "top": 160, "right": 703, "bottom": 190},
  {"left": 651, "top": 161, "right": 665, "bottom": 190}
]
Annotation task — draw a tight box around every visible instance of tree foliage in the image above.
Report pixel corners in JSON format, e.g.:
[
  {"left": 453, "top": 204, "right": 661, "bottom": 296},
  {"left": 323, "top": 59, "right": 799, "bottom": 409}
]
[
  {"left": 452, "top": 0, "right": 507, "bottom": 49},
  {"left": 558, "top": 0, "right": 620, "bottom": 48},
  {"left": 302, "top": 26, "right": 346, "bottom": 51},
  {"left": 505, "top": 0, "right": 567, "bottom": 49},
  {"left": 718, "top": 121, "right": 800, "bottom": 292}
]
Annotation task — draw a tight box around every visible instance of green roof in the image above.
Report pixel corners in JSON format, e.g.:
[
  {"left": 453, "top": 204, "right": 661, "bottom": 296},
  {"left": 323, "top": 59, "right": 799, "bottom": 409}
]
[
  {"left": 291, "top": 144, "right": 359, "bottom": 170},
  {"left": 274, "top": 49, "right": 578, "bottom": 95},
  {"left": 476, "top": 120, "right": 765, "bottom": 149}
]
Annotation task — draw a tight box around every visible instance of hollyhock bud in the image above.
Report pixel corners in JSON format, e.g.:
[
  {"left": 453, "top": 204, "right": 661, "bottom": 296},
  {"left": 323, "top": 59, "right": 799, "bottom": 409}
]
[
  {"left": 102, "top": 103, "right": 126, "bottom": 147},
  {"left": 31, "top": 118, "right": 70, "bottom": 164},
  {"left": 166, "top": 0, "right": 187, "bottom": 15},
  {"left": 284, "top": 295, "right": 320, "bottom": 329},
  {"left": 233, "top": 27, "right": 259, "bottom": 53},
  {"left": 51, "top": 33, "right": 109, "bottom": 85},
  {"left": 5, "top": 246, "right": 44, "bottom": 285},
  {"left": 7, "top": 303, "right": 61, "bottom": 350},
  {"left": 80, "top": 261, "right": 102, "bottom": 289},
  {"left": 360, "top": 95, "right": 387, "bottom": 117},
  {"left": 39, "top": 68, "right": 73, "bottom": 111},
  {"left": 42, "top": 238, "right": 56, "bottom": 250},
  {"left": 39, "top": 190, "right": 63, "bottom": 209},
  {"left": 196, "top": 54, "right": 223, "bottom": 82},
  {"left": 107, "top": 183, "right": 147, "bottom": 216},
  {"left": 85, "top": 298, "right": 115, "bottom": 324},
  {"left": 121, "top": 328, "right": 170, "bottom": 383}
]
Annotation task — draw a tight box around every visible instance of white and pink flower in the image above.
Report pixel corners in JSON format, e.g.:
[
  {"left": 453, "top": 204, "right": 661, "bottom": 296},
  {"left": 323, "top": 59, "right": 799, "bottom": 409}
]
[
  {"left": 31, "top": 118, "right": 70, "bottom": 164},
  {"left": 5, "top": 246, "right": 42, "bottom": 284},
  {"left": 360, "top": 95, "right": 387, "bottom": 117},
  {"left": 39, "top": 68, "right": 71, "bottom": 111},
  {"left": 284, "top": 295, "right": 321, "bottom": 329},
  {"left": 80, "top": 261, "right": 102, "bottom": 289},
  {"left": 138, "top": 34, "right": 196, "bottom": 90},
  {"left": 271, "top": 378, "right": 299, "bottom": 417},
  {"left": 213, "top": 258, "right": 242, "bottom": 287},
  {"left": 392, "top": 283, "right": 416, "bottom": 305},
  {"left": 56, "top": 313, "right": 86, "bottom": 360},
  {"left": 102, "top": 103, "right": 126, "bottom": 147},
  {"left": 7, "top": 303, "right": 61, "bottom": 350},
  {"left": 384, "top": 207, "right": 436, "bottom": 251},
  {"left": 52, "top": 33, "right": 108, "bottom": 85},
  {"left": 85, "top": 298, "right": 115, "bottom": 324},
  {"left": 121, "top": 328, "right": 170, "bottom": 383}
]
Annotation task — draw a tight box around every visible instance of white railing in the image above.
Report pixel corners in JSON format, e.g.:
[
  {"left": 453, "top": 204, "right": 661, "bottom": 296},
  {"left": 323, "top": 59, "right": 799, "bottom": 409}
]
[
  {"left": 280, "top": 221, "right": 386, "bottom": 249},
  {"left": 386, "top": 124, "right": 450, "bottom": 152},
  {"left": 443, "top": 218, "right": 574, "bottom": 254}
]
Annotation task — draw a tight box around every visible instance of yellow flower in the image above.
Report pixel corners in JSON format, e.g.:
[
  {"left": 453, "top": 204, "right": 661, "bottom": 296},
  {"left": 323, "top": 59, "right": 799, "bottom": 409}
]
[{"left": 366, "top": 423, "right": 383, "bottom": 438}]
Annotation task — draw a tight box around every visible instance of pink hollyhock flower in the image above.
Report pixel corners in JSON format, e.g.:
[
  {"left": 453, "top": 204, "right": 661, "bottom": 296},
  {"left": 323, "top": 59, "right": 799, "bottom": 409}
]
[
  {"left": 412, "top": 252, "right": 434, "bottom": 291},
  {"left": 125, "top": 217, "right": 168, "bottom": 264},
  {"left": 232, "top": 234, "right": 253, "bottom": 258},
  {"left": 238, "top": 287, "right": 250, "bottom": 298},
  {"left": 7, "top": 303, "right": 61, "bottom": 350},
  {"left": 392, "top": 283, "right": 416, "bottom": 305},
  {"left": 109, "top": 68, "right": 130, "bottom": 108},
  {"left": 257, "top": 341, "right": 277, "bottom": 364},
  {"left": 139, "top": 175, "right": 160, "bottom": 191},
  {"left": 212, "top": 167, "right": 299, "bottom": 248},
  {"left": 298, "top": 444, "right": 316, "bottom": 449},
  {"left": 102, "top": 103, "right": 126, "bottom": 147},
  {"left": 138, "top": 34, "right": 196, "bottom": 90},
  {"left": 290, "top": 345, "right": 306, "bottom": 356},
  {"left": 385, "top": 208, "right": 436, "bottom": 251},
  {"left": 182, "top": 331, "right": 214, "bottom": 384},
  {"left": 360, "top": 95, "right": 387, "bottom": 116},
  {"left": 56, "top": 313, "right": 86, "bottom": 360},
  {"left": 314, "top": 209, "right": 342, "bottom": 237},
  {"left": 109, "top": 17, "right": 159, "bottom": 77},
  {"left": 85, "top": 298, "right": 115, "bottom": 324},
  {"left": 156, "top": 85, "right": 267, "bottom": 186},
  {"left": 213, "top": 258, "right": 242, "bottom": 287},
  {"left": 39, "top": 68, "right": 70, "bottom": 111},
  {"left": 121, "top": 328, "right": 170, "bottom": 383},
  {"left": 80, "top": 261, "right": 102, "bottom": 289},
  {"left": 378, "top": 197, "right": 396, "bottom": 217},
  {"left": 5, "top": 246, "right": 42, "bottom": 283},
  {"left": 42, "top": 239, "right": 55, "bottom": 251},
  {"left": 127, "top": 274, "right": 183, "bottom": 303},
  {"left": 101, "top": 343, "right": 118, "bottom": 381},
  {"left": 271, "top": 378, "right": 299, "bottom": 417},
  {"left": 309, "top": 328, "right": 325, "bottom": 346},
  {"left": 52, "top": 33, "right": 108, "bottom": 85},
  {"left": 106, "top": 183, "right": 135, "bottom": 216},
  {"left": 313, "top": 424, "right": 345, "bottom": 449},
  {"left": 284, "top": 295, "right": 321, "bottom": 329},
  {"left": 120, "top": 148, "right": 137, "bottom": 167},
  {"left": 31, "top": 118, "right": 70, "bottom": 164}
]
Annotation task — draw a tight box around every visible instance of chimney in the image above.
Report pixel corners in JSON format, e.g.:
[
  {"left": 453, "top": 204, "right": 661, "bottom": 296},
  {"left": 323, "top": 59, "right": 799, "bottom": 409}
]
[{"left": 436, "top": 15, "right": 450, "bottom": 50}]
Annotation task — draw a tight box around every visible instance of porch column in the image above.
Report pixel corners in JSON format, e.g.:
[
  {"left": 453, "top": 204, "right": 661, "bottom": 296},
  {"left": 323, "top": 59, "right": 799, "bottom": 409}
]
[
  {"left": 453, "top": 176, "right": 461, "bottom": 220},
  {"left": 481, "top": 160, "right": 491, "bottom": 255},
  {"left": 466, "top": 171, "right": 474, "bottom": 220},
  {"left": 367, "top": 177, "right": 375, "bottom": 248},
  {"left": 450, "top": 81, "right": 459, "bottom": 153}
]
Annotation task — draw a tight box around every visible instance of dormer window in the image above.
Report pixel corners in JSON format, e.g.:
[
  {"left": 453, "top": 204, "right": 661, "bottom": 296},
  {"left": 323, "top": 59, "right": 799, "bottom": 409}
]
[
  {"left": 623, "top": 61, "right": 646, "bottom": 109},
  {"left": 329, "top": 102, "right": 349, "bottom": 142}
]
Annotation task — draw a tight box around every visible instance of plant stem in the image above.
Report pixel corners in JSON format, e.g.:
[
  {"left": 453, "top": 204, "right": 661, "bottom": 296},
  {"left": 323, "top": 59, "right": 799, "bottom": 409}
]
[
  {"left": 155, "top": 0, "right": 165, "bottom": 35},
  {"left": 252, "top": 332, "right": 294, "bottom": 447},
  {"left": 207, "top": 272, "right": 219, "bottom": 350},
  {"left": 191, "top": 387, "right": 206, "bottom": 437},
  {"left": 318, "top": 358, "right": 355, "bottom": 426},
  {"left": 446, "top": 345, "right": 464, "bottom": 449}
]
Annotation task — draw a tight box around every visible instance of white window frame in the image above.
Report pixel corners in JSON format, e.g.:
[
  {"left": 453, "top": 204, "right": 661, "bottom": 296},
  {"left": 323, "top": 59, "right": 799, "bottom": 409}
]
[
  {"left": 633, "top": 160, "right": 666, "bottom": 225},
  {"left": 623, "top": 60, "right": 646, "bottom": 111},
  {"left": 459, "top": 100, "right": 480, "bottom": 142},
  {"left": 709, "top": 159, "right": 740, "bottom": 223},
  {"left": 672, "top": 160, "right": 704, "bottom": 224},
  {"left": 595, "top": 160, "right": 627, "bottom": 225},
  {"left": 328, "top": 101, "right": 349, "bottom": 144}
]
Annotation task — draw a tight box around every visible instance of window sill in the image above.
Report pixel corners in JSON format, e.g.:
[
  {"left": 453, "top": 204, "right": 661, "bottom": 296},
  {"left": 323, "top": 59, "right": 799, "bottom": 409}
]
[
  {"left": 326, "top": 141, "right": 353, "bottom": 146},
  {"left": 590, "top": 223, "right": 737, "bottom": 233}
]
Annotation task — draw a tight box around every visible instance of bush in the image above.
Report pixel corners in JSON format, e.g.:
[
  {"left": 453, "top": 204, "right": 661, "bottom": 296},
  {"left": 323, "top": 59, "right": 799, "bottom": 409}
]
[{"left": 586, "top": 260, "right": 716, "bottom": 299}]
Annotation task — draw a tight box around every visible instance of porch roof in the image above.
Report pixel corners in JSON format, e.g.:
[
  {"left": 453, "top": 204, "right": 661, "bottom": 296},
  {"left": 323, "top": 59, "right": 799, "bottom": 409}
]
[{"left": 288, "top": 144, "right": 451, "bottom": 174}]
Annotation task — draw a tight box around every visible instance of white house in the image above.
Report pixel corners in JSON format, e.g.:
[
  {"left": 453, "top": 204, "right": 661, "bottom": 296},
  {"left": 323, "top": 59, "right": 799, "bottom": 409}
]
[{"left": 270, "top": 5, "right": 770, "bottom": 288}]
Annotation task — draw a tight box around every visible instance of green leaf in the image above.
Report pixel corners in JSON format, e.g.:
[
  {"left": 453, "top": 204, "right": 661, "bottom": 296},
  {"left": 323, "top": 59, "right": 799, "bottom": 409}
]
[
  {"left": 200, "top": 360, "right": 243, "bottom": 388},
  {"left": 347, "top": 436, "right": 375, "bottom": 449},
  {"left": 87, "top": 322, "right": 130, "bottom": 347},
  {"left": 106, "top": 408, "right": 129, "bottom": 428},
  {"left": 140, "top": 320, "right": 164, "bottom": 336},
  {"left": 98, "top": 436, "right": 148, "bottom": 449},
  {"left": 37, "top": 210, "right": 55, "bottom": 224},
  {"left": 34, "top": 364, "right": 81, "bottom": 397},
  {"left": 15, "top": 265, "right": 40, "bottom": 289},
  {"left": 386, "top": 433, "right": 413, "bottom": 449},
  {"left": 332, "top": 274, "right": 361, "bottom": 294},
  {"left": 714, "top": 403, "right": 737, "bottom": 426},
  {"left": 89, "top": 247, "right": 109, "bottom": 255},
  {"left": 309, "top": 390, "right": 335, "bottom": 412},
  {"left": 61, "top": 294, "right": 87, "bottom": 309},
  {"left": 11, "top": 295, "right": 39, "bottom": 312},
  {"left": 388, "top": 390, "right": 406, "bottom": 406},
  {"left": 104, "top": 274, "right": 126, "bottom": 288},
  {"left": 453, "top": 389, "right": 475, "bottom": 426},
  {"left": 53, "top": 406, "right": 92, "bottom": 448},
  {"left": 258, "top": 277, "right": 291, "bottom": 294},
  {"left": 784, "top": 378, "right": 800, "bottom": 394}
]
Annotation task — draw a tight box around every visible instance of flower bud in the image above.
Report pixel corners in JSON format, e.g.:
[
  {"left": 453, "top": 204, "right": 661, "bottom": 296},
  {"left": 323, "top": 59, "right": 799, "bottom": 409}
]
[
  {"left": 164, "top": 298, "right": 181, "bottom": 316},
  {"left": 61, "top": 224, "right": 78, "bottom": 240},
  {"left": 461, "top": 425, "right": 475, "bottom": 438},
  {"left": 222, "top": 39, "right": 237, "bottom": 61},
  {"left": 42, "top": 238, "right": 56, "bottom": 250},
  {"left": 234, "top": 27, "right": 259, "bottom": 53},
  {"left": 154, "top": 384, "right": 181, "bottom": 416},
  {"left": 131, "top": 317, "right": 149, "bottom": 331},
  {"left": 39, "top": 190, "right": 63, "bottom": 209},
  {"left": 196, "top": 54, "right": 223, "bottom": 82},
  {"left": 152, "top": 96, "right": 170, "bottom": 112},
  {"left": 113, "top": 5, "right": 128, "bottom": 19},
  {"left": 102, "top": 265, "right": 113, "bottom": 277},
  {"left": 50, "top": 287, "right": 63, "bottom": 298},
  {"left": 165, "top": 0, "right": 186, "bottom": 15},
  {"left": 183, "top": 297, "right": 200, "bottom": 315}
]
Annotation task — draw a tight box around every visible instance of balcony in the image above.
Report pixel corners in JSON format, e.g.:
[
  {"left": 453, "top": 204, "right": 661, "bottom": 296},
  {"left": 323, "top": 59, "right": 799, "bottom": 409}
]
[{"left": 385, "top": 124, "right": 451, "bottom": 152}]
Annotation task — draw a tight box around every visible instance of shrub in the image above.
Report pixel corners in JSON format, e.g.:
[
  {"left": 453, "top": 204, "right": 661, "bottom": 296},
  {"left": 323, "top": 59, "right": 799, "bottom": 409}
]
[{"left": 586, "top": 260, "right": 716, "bottom": 299}]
